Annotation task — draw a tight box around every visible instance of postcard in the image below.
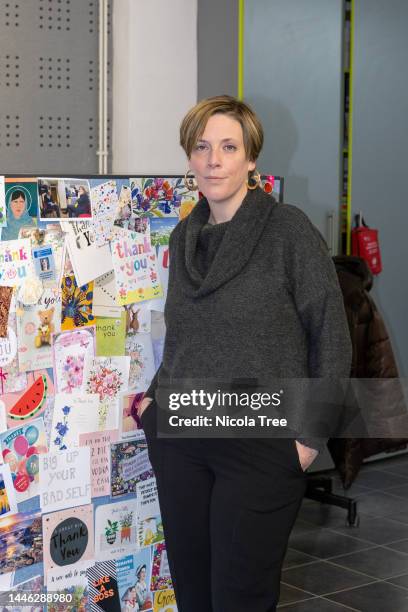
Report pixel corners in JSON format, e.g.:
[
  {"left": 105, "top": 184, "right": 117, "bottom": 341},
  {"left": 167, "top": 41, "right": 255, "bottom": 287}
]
[
  {"left": 110, "top": 438, "right": 152, "bottom": 498},
  {"left": 16, "top": 288, "right": 61, "bottom": 372},
  {"left": 87, "top": 560, "right": 121, "bottom": 611},
  {"left": 52, "top": 327, "right": 96, "bottom": 394},
  {"left": 95, "top": 499, "right": 138, "bottom": 561},
  {"left": 95, "top": 313, "right": 127, "bottom": 357},
  {"left": 0, "top": 510, "right": 43, "bottom": 575},
  {"left": 64, "top": 220, "right": 112, "bottom": 287},
  {"left": 0, "top": 463, "right": 18, "bottom": 518},
  {"left": 40, "top": 447, "right": 91, "bottom": 513},
  {"left": 61, "top": 275, "right": 94, "bottom": 330},
  {"left": 46, "top": 560, "right": 92, "bottom": 612},
  {"left": 137, "top": 478, "right": 163, "bottom": 550},
  {"left": 117, "top": 550, "right": 153, "bottom": 612},
  {"left": 0, "top": 418, "right": 47, "bottom": 503},
  {"left": 125, "top": 304, "right": 151, "bottom": 334},
  {"left": 0, "top": 239, "right": 34, "bottom": 287},
  {"left": 150, "top": 544, "right": 172, "bottom": 592},
  {"left": 50, "top": 393, "right": 100, "bottom": 451},
  {"left": 2, "top": 178, "right": 39, "bottom": 241},
  {"left": 150, "top": 217, "right": 178, "bottom": 246},
  {"left": 111, "top": 228, "right": 163, "bottom": 306},
  {"left": 78, "top": 429, "right": 119, "bottom": 497},
  {"left": 126, "top": 332, "right": 156, "bottom": 393},
  {"left": 92, "top": 270, "right": 122, "bottom": 318},
  {"left": 38, "top": 178, "right": 92, "bottom": 220},
  {"left": 32, "top": 244, "right": 56, "bottom": 283},
  {"left": 42, "top": 504, "right": 94, "bottom": 575}
]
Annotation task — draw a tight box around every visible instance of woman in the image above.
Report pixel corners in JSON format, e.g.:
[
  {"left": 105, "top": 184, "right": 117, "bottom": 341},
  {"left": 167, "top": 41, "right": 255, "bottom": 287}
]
[
  {"left": 135, "top": 564, "right": 152, "bottom": 610},
  {"left": 137, "top": 96, "right": 351, "bottom": 611},
  {"left": 2, "top": 189, "right": 35, "bottom": 240}
]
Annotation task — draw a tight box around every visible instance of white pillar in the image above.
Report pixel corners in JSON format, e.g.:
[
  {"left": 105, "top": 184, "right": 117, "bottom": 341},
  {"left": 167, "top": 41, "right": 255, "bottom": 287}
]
[{"left": 112, "top": 0, "right": 198, "bottom": 174}]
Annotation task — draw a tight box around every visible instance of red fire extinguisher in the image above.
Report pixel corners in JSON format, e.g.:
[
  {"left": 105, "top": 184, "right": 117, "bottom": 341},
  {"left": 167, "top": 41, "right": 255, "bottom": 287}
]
[{"left": 351, "top": 212, "right": 382, "bottom": 275}]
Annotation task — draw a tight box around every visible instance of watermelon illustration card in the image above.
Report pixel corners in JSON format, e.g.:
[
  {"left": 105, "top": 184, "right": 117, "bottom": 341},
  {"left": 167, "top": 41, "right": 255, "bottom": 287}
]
[
  {"left": 95, "top": 499, "right": 138, "bottom": 561},
  {"left": 16, "top": 287, "right": 62, "bottom": 372},
  {"left": 52, "top": 327, "right": 96, "bottom": 394},
  {"left": 4, "top": 368, "right": 54, "bottom": 428},
  {"left": 0, "top": 417, "right": 48, "bottom": 503},
  {"left": 42, "top": 504, "right": 94, "bottom": 576}
]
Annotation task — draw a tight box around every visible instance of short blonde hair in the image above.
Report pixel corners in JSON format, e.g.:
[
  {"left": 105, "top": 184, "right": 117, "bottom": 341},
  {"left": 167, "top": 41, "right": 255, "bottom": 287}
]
[{"left": 180, "top": 95, "right": 264, "bottom": 161}]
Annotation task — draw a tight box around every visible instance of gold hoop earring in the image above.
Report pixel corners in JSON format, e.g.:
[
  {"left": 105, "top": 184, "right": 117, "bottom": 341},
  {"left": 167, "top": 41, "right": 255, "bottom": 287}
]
[
  {"left": 184, "top": 169, "right": 198, "bottom": 191},
  {"left": 246, "top": 170, "right": 261, "bottom": 190}
]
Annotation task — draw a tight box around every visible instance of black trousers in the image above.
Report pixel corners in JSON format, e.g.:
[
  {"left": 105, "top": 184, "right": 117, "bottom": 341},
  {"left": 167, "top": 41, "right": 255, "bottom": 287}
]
[{"left": 142, "top": 403, "right": 307, "bottom": 612}]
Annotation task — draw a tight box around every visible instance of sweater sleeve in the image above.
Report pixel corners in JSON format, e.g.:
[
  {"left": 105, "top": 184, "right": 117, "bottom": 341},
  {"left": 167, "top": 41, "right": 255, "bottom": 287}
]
[{"left": 286, "top": 209, "right": 352, "bottom": 452}]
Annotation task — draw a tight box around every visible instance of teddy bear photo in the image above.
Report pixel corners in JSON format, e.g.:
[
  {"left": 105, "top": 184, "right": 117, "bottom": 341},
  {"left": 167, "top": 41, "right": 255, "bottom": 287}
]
[{"left": 35, "top": 307, "right": 55, "bottom": 348}]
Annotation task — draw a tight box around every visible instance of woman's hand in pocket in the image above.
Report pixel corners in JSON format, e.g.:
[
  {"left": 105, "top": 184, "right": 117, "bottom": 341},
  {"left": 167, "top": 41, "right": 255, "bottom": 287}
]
[
  {"left": 137, "top": 396, "right": 153, "bottom": 419},
  {"left": 295, "top": 441, "right": 318, "bottom": 471}
]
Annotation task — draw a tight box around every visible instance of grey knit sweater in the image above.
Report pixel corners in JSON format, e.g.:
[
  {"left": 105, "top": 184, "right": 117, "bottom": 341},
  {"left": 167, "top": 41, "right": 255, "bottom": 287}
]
[{"left": 146, "top": 187, "right": 352, "bottom": 452}]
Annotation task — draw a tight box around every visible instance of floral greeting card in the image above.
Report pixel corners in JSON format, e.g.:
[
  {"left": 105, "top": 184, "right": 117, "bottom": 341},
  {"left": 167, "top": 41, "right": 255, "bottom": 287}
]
[
  {"left": 89, "top": 179, "right": 119, "bottom": 247},
  {"left": 61, "top": 275, "right": 94, "bottom": 330},
  {"left": 126, "top": 332, "right": 156, "bottom": 393},
  {"left": 95, "top": 499, "right": 138, "bottom": 561},
  {"left": 52, "top": 327, "right": 96, "bottom": 394},
  {"left": 50, "top": 393, "right": 100, "bottom": 451},
  {"left": 82, "top": 356, "right": 130, "bottom": 402},
  {"left": 129, "top": 177, "right": 197, "bottom": 219},
  {"left": 111, "top": 228, "right": 163, "bottom": 305},
  {"left": 150, "top": 544, "right": 172, "bottom": 592},
  {"left": 17, "top": 288, "right": 62, "bottom": 372}
]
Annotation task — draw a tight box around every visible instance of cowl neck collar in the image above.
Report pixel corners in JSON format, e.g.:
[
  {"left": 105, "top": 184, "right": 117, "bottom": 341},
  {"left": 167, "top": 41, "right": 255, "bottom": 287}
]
[{"left": 176, "top": 187, "right": 277, "bottom": 298}]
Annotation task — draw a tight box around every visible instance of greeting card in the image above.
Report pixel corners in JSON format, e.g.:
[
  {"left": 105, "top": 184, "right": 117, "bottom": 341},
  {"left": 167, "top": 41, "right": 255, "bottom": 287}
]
[
  {"left": 87, "top": 560, "right": 121, "bottom": 611},
  {"left": 8, "top": 574, "right": 44, "bottom": 612},
  {"left": 151, "top": 245, "right": 170, "bottom": 312},
  {"left": 52, "top": 327, "right": 96, "bottom": 394},
  {"left": 95, "top": 499, "right": 138, "bottom": 561},
  {"left": 64, "top": 220, "right": 112, "bottom": 286},
  {"left": 0, "top": 239, "right": 34, "bottom": 287},
  {"left": 78, "top": 429, "right": 119, "bottom": 497},
  {"left": 0, "top": 510, "right": 42, "bottom": 575},
  {"left": 38, "top": 178, "right": 92, "bottom": 221},
  {"left": 150, "top": 217, "right": 178, "bottom": 246},
  {"left": 120, "top": 392, "right": 145, "bottom": 440},
  {"left": 2, "top": 178, "right": 39, "bottom": 241},
  {"left": 126, "top": 333, "right": 156, "bottom": 393},
  {"left": 42, "top": 504, "right": 94, "bottom": 576},
  {"left": 111, "top": 229, "right": 163, "bottom": 306},
  {"left": 40, "top": 447, "right": 91, "bottom": 513},
  {"left": 61, "top": 275, "right": 94, "bottom": 330},
  {"left": 46, "top": 560, "right": 92, "bottom": 612},
  {"left": 117, "top": 550, "right": 153, "bottom": 612},
  {"left": 0, "top": 176, "right": 6, "bottom": 228},
  {"left": 92, "top": 270, "right": 122, "bottom": 318},
  {"left": 150, "top": 544, "right": 172, "bottom": 592},
  {"left": 96, "top": 313, "right": 126, "bottom": 357},
  {"left": 50, "top": 393, "right": 100, "bottom": 451},
  {"left": 0, "top": 418, "right": 47, "bottom": 502},
  {"left": 17, "top": 288, "right": 62, "bottom": 372},
  {"left": 0, "top": 286, "right": 12, "bottom": 338},
  {"left": 136, "top": 477, "right": 163, "bottom": 549},
  {"left": 82, "top": 356, "right": 130, "bottom": 402},
  {"left": 0, "top": 313, "right": 27, "bottom": 394},
  {"left": 4, "top": 368, "right": 53, "bottom": 428},
  {"left": 90, "top": 179, "right": 119, "bottom": 247},
  {"left": 130, "top": 177, "right": 197, "bottom": 219},
  {"left": 110, "top": 439, "right": 152, "bottom": 498},
  {"left": 0, "top": 463, "right": 18, "bottom": 517},
  {"left": 124, "top": 303, "right": 151, "bottom": 334},
  {"left": 153, "top": 589, "right": 177, "bottom": 611}
]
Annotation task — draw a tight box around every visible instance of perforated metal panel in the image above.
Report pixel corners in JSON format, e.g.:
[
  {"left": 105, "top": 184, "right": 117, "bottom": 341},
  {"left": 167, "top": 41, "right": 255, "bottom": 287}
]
[{"left": 0, "top": 0, "right": 111, "bottom": 174}]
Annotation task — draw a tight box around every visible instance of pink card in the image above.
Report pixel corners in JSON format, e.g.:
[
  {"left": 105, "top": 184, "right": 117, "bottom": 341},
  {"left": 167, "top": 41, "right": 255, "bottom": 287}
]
[{"left": 79, "top": 429, "right": 119, "bottom": 497}]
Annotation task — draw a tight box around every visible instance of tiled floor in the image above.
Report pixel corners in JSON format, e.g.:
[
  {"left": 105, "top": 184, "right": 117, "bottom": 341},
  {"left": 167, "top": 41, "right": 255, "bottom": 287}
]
[{"left": 278, "top": 453, "right": 408, "bottom": 611}]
